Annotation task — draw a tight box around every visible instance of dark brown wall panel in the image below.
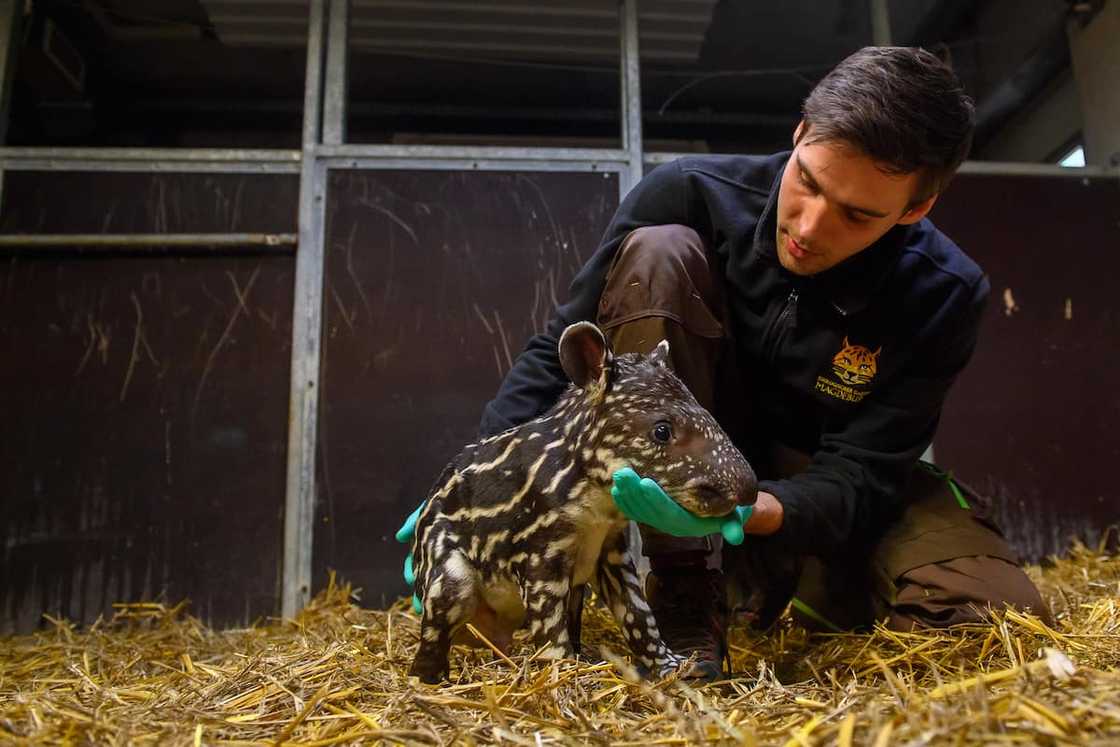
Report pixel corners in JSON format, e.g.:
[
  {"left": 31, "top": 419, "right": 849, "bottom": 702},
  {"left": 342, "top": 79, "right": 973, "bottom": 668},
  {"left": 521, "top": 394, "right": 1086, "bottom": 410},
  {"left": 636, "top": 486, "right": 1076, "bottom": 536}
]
[
  {"left": 0, "top": 172, "right": 298, "bottom": 633},
  {"left": 932, "top": 173, "right": 1120, "bottom": 562},
  {"left": 315, "top": 169, "right": 619, "bottom": 606},
  {"left": 1, "top": 172, "right": 298, "bottom": 234}
]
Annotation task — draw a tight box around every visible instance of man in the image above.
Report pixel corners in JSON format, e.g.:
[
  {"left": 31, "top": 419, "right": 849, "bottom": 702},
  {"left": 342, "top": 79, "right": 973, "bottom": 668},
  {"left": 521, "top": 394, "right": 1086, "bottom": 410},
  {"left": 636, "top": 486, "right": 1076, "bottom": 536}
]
[{"left": 477, "top": 46, "right": 1051, "bottom": 679}]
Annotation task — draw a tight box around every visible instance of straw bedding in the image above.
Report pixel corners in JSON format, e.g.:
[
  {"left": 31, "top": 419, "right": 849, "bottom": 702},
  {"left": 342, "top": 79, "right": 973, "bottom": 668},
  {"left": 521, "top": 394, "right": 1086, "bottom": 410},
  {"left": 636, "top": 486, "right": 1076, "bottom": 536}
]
[{"left": 2, "top": 540, "right": 1118, "bottom": 746}]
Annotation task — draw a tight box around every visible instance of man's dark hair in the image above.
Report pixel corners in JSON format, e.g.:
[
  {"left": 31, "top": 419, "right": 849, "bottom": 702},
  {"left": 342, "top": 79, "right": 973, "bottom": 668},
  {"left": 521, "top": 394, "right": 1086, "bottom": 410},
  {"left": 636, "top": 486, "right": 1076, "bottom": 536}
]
[{"left": 799, "top": 46, "right": 975, "bottom": 206}]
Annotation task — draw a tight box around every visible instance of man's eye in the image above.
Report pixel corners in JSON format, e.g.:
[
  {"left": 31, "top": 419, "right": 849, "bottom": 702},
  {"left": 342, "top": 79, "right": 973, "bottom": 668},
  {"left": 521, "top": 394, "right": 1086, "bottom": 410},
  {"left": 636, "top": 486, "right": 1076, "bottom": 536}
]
[
  {"left": 651, "top": 422, "right": 673, "bottom": 444},
  {"left": 846, "top": 211, "right": 870, "bottom": 224}
]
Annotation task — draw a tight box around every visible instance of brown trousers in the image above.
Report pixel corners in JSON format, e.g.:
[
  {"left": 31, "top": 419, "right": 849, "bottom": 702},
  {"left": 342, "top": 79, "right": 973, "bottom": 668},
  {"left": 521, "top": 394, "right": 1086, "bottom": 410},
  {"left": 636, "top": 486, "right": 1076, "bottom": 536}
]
[{"left": 595, "top": 224, "right": 1053, "bottom": 631}]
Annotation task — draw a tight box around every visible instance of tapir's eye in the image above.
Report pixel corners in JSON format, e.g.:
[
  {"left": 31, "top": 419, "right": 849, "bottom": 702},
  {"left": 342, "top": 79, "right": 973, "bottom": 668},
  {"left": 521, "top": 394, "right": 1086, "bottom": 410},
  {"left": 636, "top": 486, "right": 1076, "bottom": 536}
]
[{"left": 651, "top": 421, "right": 673, "bottom": 444}]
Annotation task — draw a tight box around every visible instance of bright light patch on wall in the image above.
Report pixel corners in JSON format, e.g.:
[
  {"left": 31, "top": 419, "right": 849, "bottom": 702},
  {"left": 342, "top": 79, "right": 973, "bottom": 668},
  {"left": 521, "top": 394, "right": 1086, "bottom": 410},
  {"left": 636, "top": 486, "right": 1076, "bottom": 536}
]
[{"left": 1059, "top": 145, "right": 1085, "bottom": 167}]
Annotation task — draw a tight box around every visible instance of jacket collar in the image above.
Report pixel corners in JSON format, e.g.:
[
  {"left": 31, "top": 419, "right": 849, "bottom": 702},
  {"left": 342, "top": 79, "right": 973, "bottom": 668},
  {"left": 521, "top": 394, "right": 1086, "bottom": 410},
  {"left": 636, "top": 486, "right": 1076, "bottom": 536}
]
[{"left": 753, "top": 152, "right": 908, "bottom": 318}]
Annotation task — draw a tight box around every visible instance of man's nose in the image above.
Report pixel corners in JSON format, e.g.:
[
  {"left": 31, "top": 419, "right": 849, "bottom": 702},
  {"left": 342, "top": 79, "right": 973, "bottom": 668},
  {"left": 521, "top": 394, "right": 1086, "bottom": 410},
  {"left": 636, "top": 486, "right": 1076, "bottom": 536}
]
[{"left": 798, "top": 197, "right": 827, "bottom": 239}]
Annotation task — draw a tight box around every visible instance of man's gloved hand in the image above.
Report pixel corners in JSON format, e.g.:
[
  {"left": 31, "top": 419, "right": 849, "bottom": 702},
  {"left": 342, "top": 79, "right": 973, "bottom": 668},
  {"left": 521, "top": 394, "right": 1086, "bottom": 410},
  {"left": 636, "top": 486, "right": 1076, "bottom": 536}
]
[
  {"left": 611, "top": 467, "right": 753, "bottom": 545},
  {"left": 395, "top": 503, "right": 425, "bottom": 613}
]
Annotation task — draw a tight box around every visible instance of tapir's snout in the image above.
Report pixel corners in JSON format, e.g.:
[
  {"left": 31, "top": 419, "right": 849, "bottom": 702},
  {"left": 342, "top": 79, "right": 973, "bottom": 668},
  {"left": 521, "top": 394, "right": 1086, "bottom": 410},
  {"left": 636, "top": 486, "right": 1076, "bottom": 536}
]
[{"left": 736, "top": 466, "right": 759, "bottom": 507}]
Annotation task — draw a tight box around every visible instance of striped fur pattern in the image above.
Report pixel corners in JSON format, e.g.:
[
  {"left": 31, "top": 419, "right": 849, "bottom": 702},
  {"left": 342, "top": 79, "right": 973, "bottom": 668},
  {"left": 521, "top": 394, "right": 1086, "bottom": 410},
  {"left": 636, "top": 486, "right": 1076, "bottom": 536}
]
[{"left": 408, "top": 322, "right": 757, "bottom": 683}]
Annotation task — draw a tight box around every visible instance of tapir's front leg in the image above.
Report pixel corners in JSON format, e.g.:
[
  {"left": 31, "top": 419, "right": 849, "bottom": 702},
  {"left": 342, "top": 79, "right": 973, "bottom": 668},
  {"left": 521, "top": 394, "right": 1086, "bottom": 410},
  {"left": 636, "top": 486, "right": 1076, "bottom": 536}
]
[
  {"left": 519, "top": 554, "right": 578, "bottom": 661},
  {"left": 596, "top": 531, "right": 688, "bottom": 677}
]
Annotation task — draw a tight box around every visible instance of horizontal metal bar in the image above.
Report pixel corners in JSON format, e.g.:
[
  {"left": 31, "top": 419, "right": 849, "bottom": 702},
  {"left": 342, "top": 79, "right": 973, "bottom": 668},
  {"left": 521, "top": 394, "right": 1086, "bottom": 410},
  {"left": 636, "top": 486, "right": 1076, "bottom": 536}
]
[
  {"left": 0, "top": 147, "right": 300, "bottom": 162},
  {"left": 346, "top": 18, "right": 700, "bottom": 43},
  {"left": 5, "top": 152, "right": 1107, "bottom": 181},
  {"left": 0, "top": 148, "right": 302, "bottom": 174},
  {"left": 957, "top": 160, "right": 1117, "bottom": 178},
  {"left": 315, "top": 143, "right": 630, "bottom": 163},
  {"left": 209, "top": 0, "right": 715, "bottom": 24},
  {"left": 351, "top": 0, "right": 618, "bottom": 18},
  {"left": 0, "top": 159, "right": 301, "bottom": 174},
  {"left": 211, "top": 11, "right": 710, "bottom": 29},
  {"left": 0, "top": 233, "right": 298, "bottom": 248},
  {"left": 353, "top": 0, "right": 714, "bottom": 23},
  {"left": 91, "top": 96, "right": 797, "bottom": 128},
  {"left": 645, "top": 151, "right": 1120, "bottom": 179},
  {"left": 220, "top": 33, "right": 698, "bottom": 61},
  {"left": 643, "top": 151, "right": 747, "bottom": 165},
  {"left": 320, "top": 156, "right": 628, "bottom": 174},
  {"left": 7, "top": 145, "right": 629, "bottom": 167},
  {"left": 206, "top": 0, "right": 617, "bottom": 14}
]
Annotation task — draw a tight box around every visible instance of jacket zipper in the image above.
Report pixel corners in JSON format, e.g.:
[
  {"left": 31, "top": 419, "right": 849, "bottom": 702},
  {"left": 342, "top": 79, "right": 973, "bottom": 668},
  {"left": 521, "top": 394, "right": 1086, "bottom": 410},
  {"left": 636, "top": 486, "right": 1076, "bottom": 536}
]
[{"left": 763, "top": 288, "right": 799, "bottom": 362}]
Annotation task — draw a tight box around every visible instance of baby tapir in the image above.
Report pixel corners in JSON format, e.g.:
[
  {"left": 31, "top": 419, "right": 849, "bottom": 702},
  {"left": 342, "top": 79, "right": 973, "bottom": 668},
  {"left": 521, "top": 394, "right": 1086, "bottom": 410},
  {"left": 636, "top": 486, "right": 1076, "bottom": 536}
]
[{"left": 407, "top": 321, "right": 757, "bottom": 683}]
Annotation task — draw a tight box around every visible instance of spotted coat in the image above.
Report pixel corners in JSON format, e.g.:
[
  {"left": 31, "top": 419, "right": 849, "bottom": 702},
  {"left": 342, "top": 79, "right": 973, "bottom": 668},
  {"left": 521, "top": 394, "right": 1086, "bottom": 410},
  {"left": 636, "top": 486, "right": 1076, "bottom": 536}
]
[{"left": 408, "top": 321, "right": 757, "bottom": 683}]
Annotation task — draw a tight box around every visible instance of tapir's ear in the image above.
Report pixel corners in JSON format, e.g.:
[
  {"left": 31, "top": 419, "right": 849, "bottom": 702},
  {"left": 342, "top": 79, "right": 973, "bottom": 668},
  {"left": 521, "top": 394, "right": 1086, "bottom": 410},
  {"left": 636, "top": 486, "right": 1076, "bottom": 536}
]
[
  {"left": 559, "top": 321, "right": 612, "bottom": 391},
  {"left": 649, "top": 339, "right": 673, "bottom": 369}
]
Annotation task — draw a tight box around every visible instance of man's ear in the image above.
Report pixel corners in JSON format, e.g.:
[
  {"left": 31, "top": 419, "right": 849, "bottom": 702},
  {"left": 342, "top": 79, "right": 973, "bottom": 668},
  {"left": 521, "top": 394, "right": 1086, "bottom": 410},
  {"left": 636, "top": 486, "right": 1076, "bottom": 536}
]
[
  {"left": 793, "top": 119, "right": 807, "bottom": 146},
  {"left": 898, "top": 193, "right": 939, "bottom": 225}
]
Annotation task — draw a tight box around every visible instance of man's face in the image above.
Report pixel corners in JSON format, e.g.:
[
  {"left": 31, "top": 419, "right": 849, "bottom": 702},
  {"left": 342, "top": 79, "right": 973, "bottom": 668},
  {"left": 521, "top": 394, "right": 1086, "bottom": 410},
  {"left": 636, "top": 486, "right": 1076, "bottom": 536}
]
[{"left": 775, "top": 123, "right": 935, "bottom": 276}]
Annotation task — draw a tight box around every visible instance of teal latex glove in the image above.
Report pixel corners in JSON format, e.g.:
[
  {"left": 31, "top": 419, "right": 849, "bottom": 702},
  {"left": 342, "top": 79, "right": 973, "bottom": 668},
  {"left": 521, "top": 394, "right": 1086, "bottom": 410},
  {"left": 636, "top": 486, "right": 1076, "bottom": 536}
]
[
  {"left": 395, "top": 503, "right": 424, "bottom": 613},
  {"left": 611, "top": 467, "right": 752, "bottom": 545}
]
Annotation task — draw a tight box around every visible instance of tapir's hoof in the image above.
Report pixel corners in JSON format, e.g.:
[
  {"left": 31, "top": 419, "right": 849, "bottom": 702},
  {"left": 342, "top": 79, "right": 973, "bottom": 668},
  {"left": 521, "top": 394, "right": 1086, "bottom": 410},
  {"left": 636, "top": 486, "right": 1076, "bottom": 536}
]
[
  {"left": 670, "top": 657, "right": 723, "bottom": 682},
  {"left": 407, "top": 659, "right": 446, "bottom": 684}
]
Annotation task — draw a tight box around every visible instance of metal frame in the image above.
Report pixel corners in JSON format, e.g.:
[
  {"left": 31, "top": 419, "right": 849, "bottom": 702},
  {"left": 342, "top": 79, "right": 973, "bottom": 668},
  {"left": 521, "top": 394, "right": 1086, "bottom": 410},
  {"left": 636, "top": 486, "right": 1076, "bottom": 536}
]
[
  {"left": 322, "top": 0, "right": 349, "bottom": 146},
  {"left": 0, "top": 0, "right": 21, "bottom": 208},
  {"left": 316, "top": 143, "right": 629, "bottom": 162},
  {"left": 282, "top": 0, "right": 330, "bottom": 618},
  {"left": 0, "top": 0, "right": 19, "bottom": 146},
  {"left": 314, "top": 144, "right": 632, "bottom": 178},
  {"left": 0, "top": 232, "right": 296, "bottom": 249},
  {"left": 0, "top": 148, "right": 300, "bottom": 173},
  {"left": 957, "top": 160, "right": 1117, "bottom": 178},
  {"left": 870, "top": 0, "right": 892, "bottom": 47},
  {"left": 620, "top": 0, "right": 644, "bottom": 195},
  {"left": 0, "top": 0, "right": 1115, "bottom": 619},
  {"left": 319, "top": 155, "right": 630, "bottom": 176},
  {"left": 278, "top": 0, "right": 639, "bottom": 616}
]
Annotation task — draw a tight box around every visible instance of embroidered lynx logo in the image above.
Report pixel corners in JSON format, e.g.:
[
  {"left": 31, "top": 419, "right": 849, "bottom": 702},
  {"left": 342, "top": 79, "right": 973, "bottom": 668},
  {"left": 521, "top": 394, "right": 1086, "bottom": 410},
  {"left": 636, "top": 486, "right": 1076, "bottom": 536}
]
[
  {"left": 815, "top": 337, "right": 881, "bottom": 403},
  {"left": 831, "top": 337, "right": 881, "bottom": 386}
]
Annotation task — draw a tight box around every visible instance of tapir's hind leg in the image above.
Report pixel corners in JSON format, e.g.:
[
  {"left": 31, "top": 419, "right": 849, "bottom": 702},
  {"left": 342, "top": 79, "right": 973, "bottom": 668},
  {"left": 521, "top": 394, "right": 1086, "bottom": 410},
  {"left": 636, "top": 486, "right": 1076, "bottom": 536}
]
[
  {"left": 567, "top": 585, "right": 586, "bottom": 657},
  {"left": 596, "top": 533, "right": 687, "bottom": 678}
]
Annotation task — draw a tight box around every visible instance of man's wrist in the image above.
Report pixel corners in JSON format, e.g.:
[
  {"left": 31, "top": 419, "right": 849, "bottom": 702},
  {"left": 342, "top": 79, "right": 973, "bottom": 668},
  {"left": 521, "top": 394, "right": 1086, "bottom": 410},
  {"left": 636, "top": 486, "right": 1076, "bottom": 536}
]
[{"left": 744, "top": 490, "right": 783, "bottom": 536}]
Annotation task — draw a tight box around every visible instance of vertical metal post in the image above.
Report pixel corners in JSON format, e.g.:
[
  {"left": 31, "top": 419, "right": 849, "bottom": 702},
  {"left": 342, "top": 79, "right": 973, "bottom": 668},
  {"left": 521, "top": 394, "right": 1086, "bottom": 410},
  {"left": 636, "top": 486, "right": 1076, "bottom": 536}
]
[
  {"left": 871, "top": 0, "right": 892, "bottom": 46},
  {"left": 323, "top": 0, "right": 349, "bottom": 146},
  {"left": 620, "top": 0, "right": 646, "bottom": 571},
  {"left": 619, "top": 0, "right": 643, "bottom": 198},
  {"left": 0, "top": 0, "right": 19, "bottom": 146},
  {"left": 0, "top": 0, "right": 22, "bottom": 211},
  {"left": 283, "top": 0, "right": 328, "bottom": 618}
]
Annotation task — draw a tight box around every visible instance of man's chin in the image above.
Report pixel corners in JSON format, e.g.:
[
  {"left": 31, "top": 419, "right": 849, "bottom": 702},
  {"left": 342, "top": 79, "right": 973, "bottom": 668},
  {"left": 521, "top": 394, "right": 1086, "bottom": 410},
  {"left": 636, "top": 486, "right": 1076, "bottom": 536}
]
[{"left": 777, "top": 246, "right": 818, "bottom": 276}]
